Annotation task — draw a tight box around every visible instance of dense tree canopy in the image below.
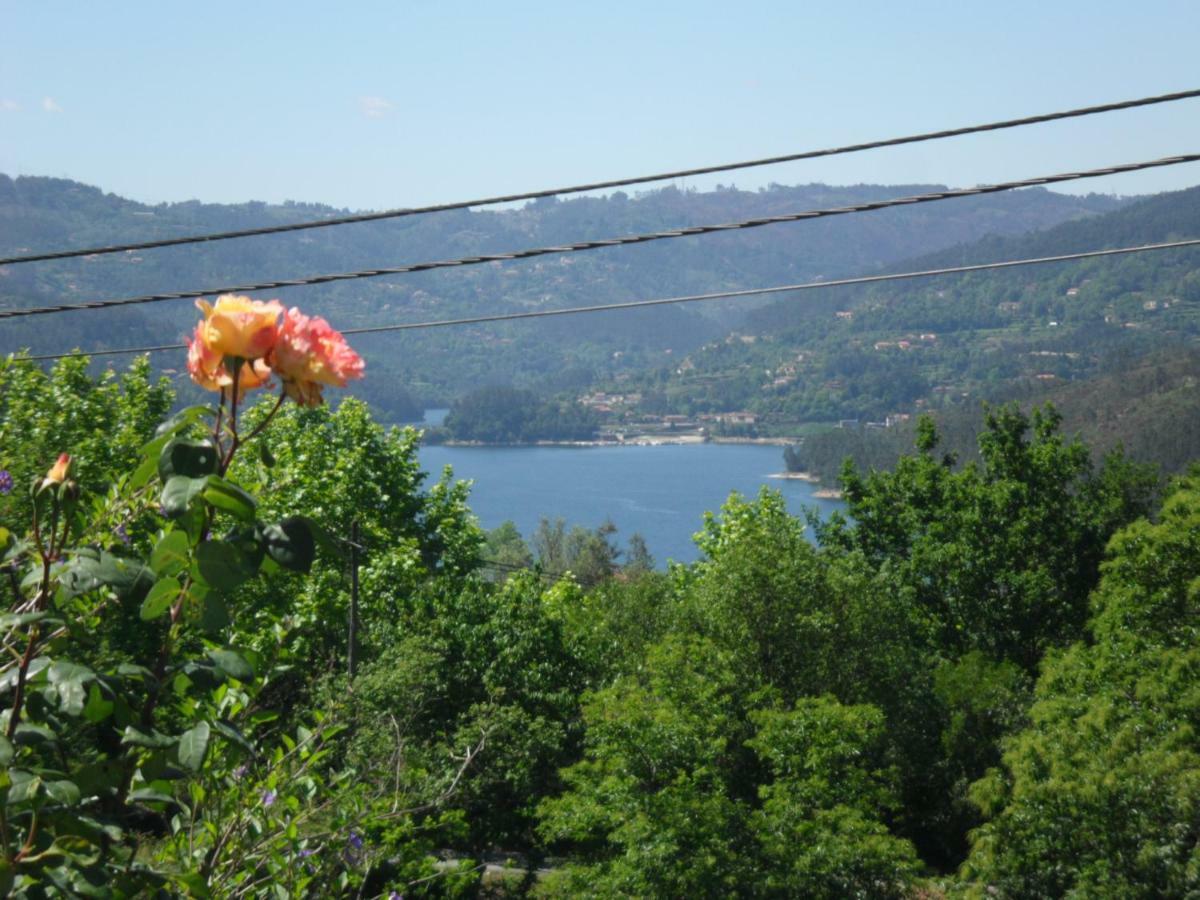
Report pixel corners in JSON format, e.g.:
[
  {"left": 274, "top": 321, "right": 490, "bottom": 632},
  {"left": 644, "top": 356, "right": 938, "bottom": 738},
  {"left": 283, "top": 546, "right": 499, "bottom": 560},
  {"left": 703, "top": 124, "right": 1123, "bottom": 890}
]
[{"left": 0, "top": 354, "right": 1194, "bottom": 896}]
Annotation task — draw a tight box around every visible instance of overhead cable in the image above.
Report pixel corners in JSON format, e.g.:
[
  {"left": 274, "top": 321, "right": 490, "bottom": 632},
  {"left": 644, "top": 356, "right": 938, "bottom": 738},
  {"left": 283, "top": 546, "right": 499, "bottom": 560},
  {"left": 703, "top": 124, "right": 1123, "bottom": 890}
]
[
  {"left": 2, "top": 152, "right": 1197, "bottom": 323},
  {"left": 2, "top": 87, "right": 1199, "bottom": 267},
  {"left": 18, "top": 236, "right": 1200, "bottom": 362}
]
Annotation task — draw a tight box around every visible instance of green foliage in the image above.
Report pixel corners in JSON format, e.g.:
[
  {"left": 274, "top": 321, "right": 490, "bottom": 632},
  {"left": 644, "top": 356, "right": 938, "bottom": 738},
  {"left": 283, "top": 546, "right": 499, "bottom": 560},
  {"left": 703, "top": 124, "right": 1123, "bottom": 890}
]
[
  {"left": 837, "top": 405, "right": 1158, "bottom": 670},
  {"left": 7, "top": 337, "right": 1200, "bottom": 896},
  {"left": 538, "top": 637, "right": 919, "bottom": 898},
  {"left": 482, "top": 520, "right": 534, "bottom": 581},
  {"left": 0, "top": 354, "right": 172, "bottom": 527},
  {"left": 323, "top": 572, "right": 587, "bottom": 853},
  {"left": 537, "top": 635, "right": 757, "bottom": 898},
  {"left": 226, "top": 397, "right": 483, "bottom": 667},
  {"left": 0, "top": 361, "right": 490, "bottom": 896},
  {"left": 444, "top": 386, "right": 600, "bottom": 443},
  {"left": 747, "top": 699, "right": 920, "bottom": 899},
  {"left": 962, "top": 475, "right": 1200, "bottom": 896}
]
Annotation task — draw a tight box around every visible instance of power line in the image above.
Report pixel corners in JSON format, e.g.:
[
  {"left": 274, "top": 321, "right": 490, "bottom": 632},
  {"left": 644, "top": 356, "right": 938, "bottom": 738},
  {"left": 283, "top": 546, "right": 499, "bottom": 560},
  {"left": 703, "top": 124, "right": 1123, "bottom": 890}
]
[
  {"left": 18, "top": 236, "right": 1200, "bottom": 362},
  {"left": 3, "top": 152, "right": 1197, "bottom": 324},
  {"left": 2, "top": 87, "right": 1198, "bottom": 267}
]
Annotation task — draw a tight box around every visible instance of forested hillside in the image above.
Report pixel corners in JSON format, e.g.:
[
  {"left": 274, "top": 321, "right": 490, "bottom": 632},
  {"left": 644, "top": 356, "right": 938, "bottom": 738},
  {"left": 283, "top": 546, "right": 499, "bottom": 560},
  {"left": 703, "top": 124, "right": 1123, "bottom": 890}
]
[
  {"left": 0, "top": 174, "right": 1122, "bottom": 411},
  {"left": 604, "top": 185, "right": 1200, "bottom": 472}
]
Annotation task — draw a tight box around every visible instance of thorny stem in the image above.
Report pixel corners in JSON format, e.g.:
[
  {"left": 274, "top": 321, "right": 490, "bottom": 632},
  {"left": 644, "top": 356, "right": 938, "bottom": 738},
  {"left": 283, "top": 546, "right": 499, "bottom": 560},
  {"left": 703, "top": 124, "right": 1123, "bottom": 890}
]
[
  {"left": 214, "top": 388, "right": 227, "bottom": 458},
  {"left": 221, "top": 366, "right": 242, "bottom": 475},
  {"left": 7, "top": 496, "right": 57, "bottom": 740}
]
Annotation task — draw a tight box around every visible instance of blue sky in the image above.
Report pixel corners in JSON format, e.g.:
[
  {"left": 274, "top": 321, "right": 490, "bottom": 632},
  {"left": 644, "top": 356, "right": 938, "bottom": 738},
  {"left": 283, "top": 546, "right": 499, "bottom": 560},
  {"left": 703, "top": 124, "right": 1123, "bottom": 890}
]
[{"left": 2, "top": 1, "right": 1198, "bottom": 209}]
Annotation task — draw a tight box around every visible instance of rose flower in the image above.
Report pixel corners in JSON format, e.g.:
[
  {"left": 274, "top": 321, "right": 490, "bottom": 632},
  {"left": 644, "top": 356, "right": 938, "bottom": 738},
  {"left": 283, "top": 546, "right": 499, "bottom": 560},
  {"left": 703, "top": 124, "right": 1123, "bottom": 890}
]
[
  {"left": 269, "top": 308, "right": 365, "bottom": 406},
  {"left": 186, "top": 322, "right": 272, "bottom": 396},
  {"left": 195, "top": 294, "right": 283, "bottom": 360}
]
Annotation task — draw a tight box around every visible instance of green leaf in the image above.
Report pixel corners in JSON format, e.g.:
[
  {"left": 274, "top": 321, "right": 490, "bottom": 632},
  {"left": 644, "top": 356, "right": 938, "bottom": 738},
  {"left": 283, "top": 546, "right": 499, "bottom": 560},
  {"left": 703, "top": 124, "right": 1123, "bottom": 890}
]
[
  {"left": 174, "top": 872, "right": 213, "bottom": 898},
  {"left": 177, "top": 722, "right": 211, "bottom": 772},
  {"left": 49, "top": 661, "right": 94, "bottom": 717},
  {"left": 0, "top": 611, "right": 51, "bottom": 630},
  {"left": 121, "top": 726, "right": 176, "bottom": 749},
  {"left": 261, "top": 517, "right": 316, "bottom": 574},
  {"left": 45, "top": 779, "right": 81, "bottom": 806},
  {"left": 83, "top": 684, "right": 114, "bottom": 724},
  {"left": 0, "top": 532, "right": 20, "bottom": 565},
  {"left": 49, "top": 834, "right": 101, "bottom": 865},
  {"left": 151, "top": 404, "right": 214, "bottom": 441},
  {"left": 60, "top": 549, "right": 154, "bottom": 601},
  {"left": 140, "top": 577, "right": 180, "bottom": 621},
  {"left": 0, "top": 735, "right": 13, "bottom": 767},
  {"left": 195, "top": 540, "right": 260, "bottom": 591},
  {"left": 0, "top": 657, "right": 49, "bottom": 691},
  {"left": 127, "top": 787, "right": 177, "bottom": 806},
  {"left": 160, "top": 475, "right": 209, "bottom": 519},
  {"left": 259, "top": 442, "right": 276, "bottom": 468},
  {"left": 158, "top": 438, "right": 219, "bottom": 481},
  {"left": 212, "top": 719, "right": 254, "bottom": 754},
  {"left": 150, "top": 530, "right": 191, "bottom": 576},
  {"left": 13, "top": 722, "right": 57, "bottom": 746},
  {"left": 129, "top": 452, "right": 160, "bottom": 491},
  {"left": 116, "top": 663, "right": 155, "bottom": 680},
  {"left": 7, "top": 771, "right": 42, "bottom": 804},
  {"left": 198, "top": 591, "right": 230, "bottom": 634},
  {"left": 200, "top": 476, "right": 257, "bottom": 522},
  {"left": 208, "top": 649, "right": 254, "bottom": 682}
]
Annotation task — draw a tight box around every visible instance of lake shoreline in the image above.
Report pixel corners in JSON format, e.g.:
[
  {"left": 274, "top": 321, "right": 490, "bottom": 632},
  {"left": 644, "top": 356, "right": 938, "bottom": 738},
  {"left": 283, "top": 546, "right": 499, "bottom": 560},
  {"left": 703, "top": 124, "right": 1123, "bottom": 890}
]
[
  {"left": 436, "top": 435, "right": 796, "bottom": 448},
  {"left": 419, "top": 442, "right": 845, "bottom": 565},
  {"left": 768, "top": 471, "right": 843, "bottom": 499}
]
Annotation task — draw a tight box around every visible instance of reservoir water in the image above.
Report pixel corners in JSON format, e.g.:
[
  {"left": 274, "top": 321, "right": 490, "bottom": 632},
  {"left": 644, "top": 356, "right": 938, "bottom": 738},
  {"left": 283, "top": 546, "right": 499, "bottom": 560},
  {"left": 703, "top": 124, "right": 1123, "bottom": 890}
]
[{"left": 417, "top": 441, "right": 844, "bottom": 565}]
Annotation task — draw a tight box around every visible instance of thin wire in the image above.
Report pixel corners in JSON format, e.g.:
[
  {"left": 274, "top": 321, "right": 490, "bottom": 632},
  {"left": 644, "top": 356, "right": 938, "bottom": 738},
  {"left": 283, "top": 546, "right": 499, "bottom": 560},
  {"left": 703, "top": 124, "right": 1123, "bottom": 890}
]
[
  {"left": 18, "top": 236, "right": 1200, "bottom": 362},
  {"left": 2, "top": 87, "right": 1198, "bottom": 267},
  {"left": 3, "top": 152, "right": 1197, "bottom": 323}
]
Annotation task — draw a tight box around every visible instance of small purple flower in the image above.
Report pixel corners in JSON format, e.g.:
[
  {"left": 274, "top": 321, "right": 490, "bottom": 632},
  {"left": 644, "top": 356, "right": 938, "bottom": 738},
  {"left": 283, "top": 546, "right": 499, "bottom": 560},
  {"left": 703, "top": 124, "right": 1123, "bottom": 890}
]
[
  {"left": 0, "top": 470, "right": 12, "bottom": 495},
  {"left": 115, "top": 524, "right": 131, "bottom": 545},
  {"left": 347, "top": 831, "right": 363, "bottom": 852},
  {"left": 298, "top": 848, "right": 317, "bottom": 859},
  {"left": 233, "top": 764, "right": 249, "bottom": 780},
  {"left": 388, "top": 893, "right": 403, "bottom": 900},
  {"left": 261, "top": 789, "right": 277, "bottom": 807}
]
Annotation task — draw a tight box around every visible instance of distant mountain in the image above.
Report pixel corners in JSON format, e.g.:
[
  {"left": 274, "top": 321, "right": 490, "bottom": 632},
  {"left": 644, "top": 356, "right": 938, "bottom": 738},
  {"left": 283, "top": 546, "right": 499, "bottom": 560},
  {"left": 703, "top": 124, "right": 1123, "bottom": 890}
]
[
  {"left": 0, "top": 173, "right": 1126, "bottom": 409},
  {"left": 615, "top": 183, "right": 1200, "bottom": 471}
]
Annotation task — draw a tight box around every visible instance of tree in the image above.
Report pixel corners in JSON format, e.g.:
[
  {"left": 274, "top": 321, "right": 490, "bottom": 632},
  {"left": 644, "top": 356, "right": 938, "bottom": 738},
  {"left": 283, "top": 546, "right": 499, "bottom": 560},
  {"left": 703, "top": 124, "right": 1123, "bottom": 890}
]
[
  {"left": 748, "top": 698, "right": 920, "bottom": 898},
  {"left": 623, "top": 533, "right": 654, "bottom": 574},
  {"left": 482, "top": 520, "right": 534, "bottom": 580},
  {"left": 962, "top": 475, "right": 1200, "bottom": 896},
  {"left": 835, "top": 405, "right": 1158, "bottom": 671}
]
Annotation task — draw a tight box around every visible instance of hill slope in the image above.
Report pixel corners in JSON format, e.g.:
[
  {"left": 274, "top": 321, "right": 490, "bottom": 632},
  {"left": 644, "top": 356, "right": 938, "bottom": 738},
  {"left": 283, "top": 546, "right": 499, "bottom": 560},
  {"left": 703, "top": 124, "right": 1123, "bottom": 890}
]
[{"left": 0, "top": 174, "right": 1123, "bottom": 409}]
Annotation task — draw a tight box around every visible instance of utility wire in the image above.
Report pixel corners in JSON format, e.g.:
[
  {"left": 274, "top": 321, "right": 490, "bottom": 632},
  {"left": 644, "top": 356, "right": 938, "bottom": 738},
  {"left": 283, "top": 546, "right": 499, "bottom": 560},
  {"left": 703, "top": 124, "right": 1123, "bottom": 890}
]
[
  {"left": 3, "top": 152, "right": 1197, "bottom": 323},
  {"left": 18, "top": 236, "right": 1200, "bottom": 362},
  {"left": 2, "top": 87, "right": 1198, "bottom": 267}
]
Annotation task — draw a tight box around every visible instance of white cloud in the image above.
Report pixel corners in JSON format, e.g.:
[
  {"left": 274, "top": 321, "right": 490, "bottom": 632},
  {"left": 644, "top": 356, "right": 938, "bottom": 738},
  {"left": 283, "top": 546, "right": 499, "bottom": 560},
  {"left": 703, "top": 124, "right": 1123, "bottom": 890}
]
[
  {"left": 41, "top": 96, "right": 63, "bottom": 113},
  {"left": 0, "top": 99, "right": 19, "bottom": 112},
  {"left": 359, "top": 96, "right": 394, "bottom": 119}
]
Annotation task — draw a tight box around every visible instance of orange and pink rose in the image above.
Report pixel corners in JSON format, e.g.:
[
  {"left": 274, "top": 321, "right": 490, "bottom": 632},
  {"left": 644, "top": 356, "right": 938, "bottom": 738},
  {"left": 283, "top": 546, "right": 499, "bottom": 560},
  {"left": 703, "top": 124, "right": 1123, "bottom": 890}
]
[{"left": 269, "top": 308, "right": 365, "bottom": 407}]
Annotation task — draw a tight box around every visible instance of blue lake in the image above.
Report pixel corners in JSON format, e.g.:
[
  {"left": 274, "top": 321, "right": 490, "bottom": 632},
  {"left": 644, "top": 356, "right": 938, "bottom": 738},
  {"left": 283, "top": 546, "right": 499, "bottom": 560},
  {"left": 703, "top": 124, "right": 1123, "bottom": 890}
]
[{"left": 417, "top": 442, "right": 843, "bottom": 566}]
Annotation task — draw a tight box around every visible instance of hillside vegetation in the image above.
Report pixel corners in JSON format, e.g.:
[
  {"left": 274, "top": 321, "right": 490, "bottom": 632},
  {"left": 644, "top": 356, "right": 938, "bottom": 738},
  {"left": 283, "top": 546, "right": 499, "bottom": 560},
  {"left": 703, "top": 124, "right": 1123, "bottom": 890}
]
[
  {"left": 2, "top": 354, "right": 1197, "bottom": 896},
  {"left": 589, "top": 185, "right": 1200, "bottom": 473},
  {"left": 0, "top": 173, "right": 1122, "bottom": 411}
]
